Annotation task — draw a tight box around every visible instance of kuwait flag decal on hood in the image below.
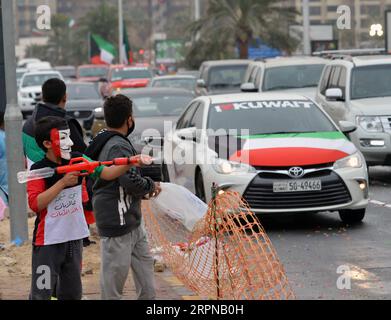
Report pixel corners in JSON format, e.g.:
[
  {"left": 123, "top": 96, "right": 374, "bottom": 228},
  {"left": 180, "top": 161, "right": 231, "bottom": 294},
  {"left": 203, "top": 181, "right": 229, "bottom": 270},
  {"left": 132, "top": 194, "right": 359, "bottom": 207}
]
[
  {"left": 229, "top": 131, "right": 357, "bottom": 167},
  {"left": 90, "top": 34, "right": 117, "bottom": 65}
]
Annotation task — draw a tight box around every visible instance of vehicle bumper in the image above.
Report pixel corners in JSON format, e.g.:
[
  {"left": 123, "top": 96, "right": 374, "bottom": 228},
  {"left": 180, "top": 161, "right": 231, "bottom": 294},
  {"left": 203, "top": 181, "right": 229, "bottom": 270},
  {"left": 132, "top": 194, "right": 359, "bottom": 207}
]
[
  {"left": 201, "top": 165, "right": 368, "bottom": 214},
  {"left": 350, "top": 130, "right": 391, "bottom": 165},
  {"left": 18, "top": 97, "right": 36, "bottom": 113}
]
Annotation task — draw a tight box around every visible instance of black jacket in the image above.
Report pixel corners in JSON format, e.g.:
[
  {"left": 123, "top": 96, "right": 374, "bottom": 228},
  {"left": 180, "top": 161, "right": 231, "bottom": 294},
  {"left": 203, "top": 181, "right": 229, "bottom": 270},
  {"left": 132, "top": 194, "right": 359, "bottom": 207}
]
[
  {"left": 86, "top": 130, "right": 155, "bottom": 237},
  {"left": 23, "top": 102, "right": 87, "bottom": 154}
]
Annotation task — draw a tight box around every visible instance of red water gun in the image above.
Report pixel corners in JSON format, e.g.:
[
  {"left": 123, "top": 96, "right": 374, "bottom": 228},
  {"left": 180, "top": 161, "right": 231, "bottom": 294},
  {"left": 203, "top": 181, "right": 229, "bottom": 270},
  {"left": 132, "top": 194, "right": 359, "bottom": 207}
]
[{"left": 18, "top": 156, "right": 154, "bottom": 183}]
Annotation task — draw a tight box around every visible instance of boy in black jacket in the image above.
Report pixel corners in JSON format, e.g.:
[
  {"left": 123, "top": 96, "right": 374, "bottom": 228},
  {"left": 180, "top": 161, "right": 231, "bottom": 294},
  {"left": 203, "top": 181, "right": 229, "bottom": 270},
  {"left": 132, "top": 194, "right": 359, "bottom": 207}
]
[{"left": 86, "top": 95, "right": 161, "bottom": 300}]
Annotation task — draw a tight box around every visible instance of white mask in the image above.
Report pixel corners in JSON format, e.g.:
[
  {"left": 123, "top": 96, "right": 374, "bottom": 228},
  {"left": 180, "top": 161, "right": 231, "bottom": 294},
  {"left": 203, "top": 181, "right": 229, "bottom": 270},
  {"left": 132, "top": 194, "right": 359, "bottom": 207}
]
[{"left": 59, "top": 129, "right": 74, "bottom": 160}]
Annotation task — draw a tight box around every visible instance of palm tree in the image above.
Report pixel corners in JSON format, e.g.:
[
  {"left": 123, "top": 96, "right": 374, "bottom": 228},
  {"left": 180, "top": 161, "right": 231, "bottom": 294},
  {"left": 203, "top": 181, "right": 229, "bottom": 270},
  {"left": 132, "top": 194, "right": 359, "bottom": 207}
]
[{"left": 188, "top": 0, "right": 298, "bottom": 60}]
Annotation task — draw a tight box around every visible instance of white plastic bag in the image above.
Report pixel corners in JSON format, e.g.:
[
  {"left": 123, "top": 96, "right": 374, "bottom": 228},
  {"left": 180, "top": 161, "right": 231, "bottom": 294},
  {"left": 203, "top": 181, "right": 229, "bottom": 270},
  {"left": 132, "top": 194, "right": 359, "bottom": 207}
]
[{"left": 150, "top": 183, "right": 208, "bottom": 231}]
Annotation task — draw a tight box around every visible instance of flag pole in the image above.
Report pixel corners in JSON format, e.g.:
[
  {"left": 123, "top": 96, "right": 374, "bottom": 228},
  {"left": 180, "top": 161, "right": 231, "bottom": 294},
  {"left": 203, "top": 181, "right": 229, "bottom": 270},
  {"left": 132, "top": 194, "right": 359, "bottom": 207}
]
[
  {"left": 118, "top": 0, "right": 124, "bottom": 64},
  {"left": 87, "top": 32, "right": 91, "bottom": 63}
]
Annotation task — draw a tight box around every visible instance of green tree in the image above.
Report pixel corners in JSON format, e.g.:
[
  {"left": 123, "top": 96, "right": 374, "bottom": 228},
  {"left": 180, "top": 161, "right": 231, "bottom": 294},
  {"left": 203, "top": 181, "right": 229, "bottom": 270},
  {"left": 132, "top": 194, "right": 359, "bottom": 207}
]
[{"left": 187, "top": 0, "right": 298, "bottom": 62}]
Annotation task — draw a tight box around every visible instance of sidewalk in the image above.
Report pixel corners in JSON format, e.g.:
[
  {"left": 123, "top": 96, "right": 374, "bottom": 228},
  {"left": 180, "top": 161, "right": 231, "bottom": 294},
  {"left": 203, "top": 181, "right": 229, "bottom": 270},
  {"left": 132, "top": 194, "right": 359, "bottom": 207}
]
[{"left": 0, "top": 217, "right": 198, "bottom": 300}]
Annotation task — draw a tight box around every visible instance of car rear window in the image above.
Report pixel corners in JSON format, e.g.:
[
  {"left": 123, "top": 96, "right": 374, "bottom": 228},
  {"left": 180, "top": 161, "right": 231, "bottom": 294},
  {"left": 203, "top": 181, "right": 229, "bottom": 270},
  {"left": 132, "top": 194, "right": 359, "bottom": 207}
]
[
  {"left": 351, "top": 64, "right": 391, "bottom": 99},
  {"left": 67, "top": 84, "right": 100, "bottom": 100},
  {"left": 126, "top": 94, "right": 193, "bottom": 117},
  {"left": 263, "top": 64, "right": 325, "bottom": 91},
  {"left": 79, "top": 67, "right": 108, "bottom": 78},
  {"left": 208, "top": 100, "right": 336, "bottom": 135},
  {"left": 111, "top": 68, "right": 153, "bottom": 81},
  {"left": 207, "top": 65, "right": 248, "bottom": 89}
]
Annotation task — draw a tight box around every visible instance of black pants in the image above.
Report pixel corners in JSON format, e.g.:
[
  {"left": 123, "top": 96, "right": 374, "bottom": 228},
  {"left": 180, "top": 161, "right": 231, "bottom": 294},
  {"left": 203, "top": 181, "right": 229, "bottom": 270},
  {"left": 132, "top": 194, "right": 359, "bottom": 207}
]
[{"left": 30, "top": 240, "right": 83, "bottom": 300}]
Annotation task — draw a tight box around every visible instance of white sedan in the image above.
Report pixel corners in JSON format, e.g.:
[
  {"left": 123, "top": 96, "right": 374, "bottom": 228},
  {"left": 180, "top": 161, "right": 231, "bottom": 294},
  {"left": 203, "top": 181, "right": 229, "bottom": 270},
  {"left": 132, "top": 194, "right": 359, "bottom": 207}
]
[
  {"left": 18, "top": 70, "right": 64, "bottom": 118},
  {"left": 163, "top": 93, "right": 369, "bottom": 224}
]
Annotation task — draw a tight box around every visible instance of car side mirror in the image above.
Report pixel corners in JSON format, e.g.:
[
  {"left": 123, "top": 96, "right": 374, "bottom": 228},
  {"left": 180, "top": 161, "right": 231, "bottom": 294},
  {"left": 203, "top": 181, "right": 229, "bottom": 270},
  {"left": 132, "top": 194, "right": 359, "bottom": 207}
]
[
  {"left": 339, "top": 121, "right": 357, "bottom": 134},
  {"left": 325, "top": 88, "right": 344, "bottom": 101},
  {"left": 197, "top": 79, "right": 206, "bottom": 88},
  {"left": 241, "top": 82, "right": 258, "bottom": 92},
  {"left": 99, "top": 77, "right": 108, "bottom": 82},
  {"left": 178, "top": 127, "right": 199, "bottom": 142}
]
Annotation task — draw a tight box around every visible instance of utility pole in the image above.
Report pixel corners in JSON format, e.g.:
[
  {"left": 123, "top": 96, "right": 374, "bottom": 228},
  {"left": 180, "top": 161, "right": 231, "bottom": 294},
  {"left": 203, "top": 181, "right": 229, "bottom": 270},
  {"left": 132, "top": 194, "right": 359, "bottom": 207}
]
[
  {"left": 195, "top": 0, "right": 201, "bottom": 21},
  {"left": 118, "top": 0, "right": 124, "bottom": 64},
  {"left": 1, "top": 0, "right": 28, "bottom": 244},
  {"left": 302, "top": 0, "right": 311, "bottom": 55},
  {"left": 194, "top": 0, "right": 201, "bottom": 41}
]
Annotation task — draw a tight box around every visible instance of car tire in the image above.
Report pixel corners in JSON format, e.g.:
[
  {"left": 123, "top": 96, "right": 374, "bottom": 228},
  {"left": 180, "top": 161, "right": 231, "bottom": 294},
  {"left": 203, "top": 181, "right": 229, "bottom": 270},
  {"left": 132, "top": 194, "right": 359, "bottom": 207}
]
[
  {"left": 195, "top": 170, "right": 206, "bottom": 203},
  {"left": 339, "top": 209, "right": 366, "bottom": 224}
]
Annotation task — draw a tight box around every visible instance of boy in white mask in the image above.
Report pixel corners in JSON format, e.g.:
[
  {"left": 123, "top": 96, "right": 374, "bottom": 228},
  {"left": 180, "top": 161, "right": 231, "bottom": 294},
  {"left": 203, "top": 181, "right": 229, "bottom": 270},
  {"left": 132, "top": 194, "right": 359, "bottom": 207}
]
[{"left": 27, "top": 116, "right": 151, "bottom": 300}]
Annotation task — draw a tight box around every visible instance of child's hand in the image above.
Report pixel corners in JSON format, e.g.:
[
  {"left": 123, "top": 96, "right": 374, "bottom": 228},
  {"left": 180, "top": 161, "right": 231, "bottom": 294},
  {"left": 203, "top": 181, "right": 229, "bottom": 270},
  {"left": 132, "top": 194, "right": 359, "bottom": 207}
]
[
  {"left": 61, "top": 172, "right": 79, "bottom": 188},
  {"left": 130, "top": 155, "right": 154, "bottom": 167}
]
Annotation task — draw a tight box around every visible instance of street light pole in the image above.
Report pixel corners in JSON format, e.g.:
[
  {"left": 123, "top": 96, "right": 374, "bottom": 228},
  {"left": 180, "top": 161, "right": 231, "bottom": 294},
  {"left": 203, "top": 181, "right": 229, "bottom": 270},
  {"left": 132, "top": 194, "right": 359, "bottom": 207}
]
[
  {"left": 1, "top": 0, "right": 28, "bottom": 243},
  {"left": 118, "top": 0, "right": 124, "bottom": 64},
  {"left": 195, "top": 0, "right": 201, "bottom": 21},
  {"left": 302, "top": 0, "right": 311, "bottom": 55}
]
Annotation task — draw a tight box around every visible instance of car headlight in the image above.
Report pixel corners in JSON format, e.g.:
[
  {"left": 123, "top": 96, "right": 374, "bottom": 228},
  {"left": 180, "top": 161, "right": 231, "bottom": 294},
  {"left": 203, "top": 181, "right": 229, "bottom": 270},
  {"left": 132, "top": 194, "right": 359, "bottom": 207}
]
[
  {"left": 357, "top": 116, "right": 384, "bottom": 133},
  {"left": 334, "top": 153, "right": 363, "bottom": 170},
  {"left": 212, "top": 158, "right": 256, "bottom": 174}
]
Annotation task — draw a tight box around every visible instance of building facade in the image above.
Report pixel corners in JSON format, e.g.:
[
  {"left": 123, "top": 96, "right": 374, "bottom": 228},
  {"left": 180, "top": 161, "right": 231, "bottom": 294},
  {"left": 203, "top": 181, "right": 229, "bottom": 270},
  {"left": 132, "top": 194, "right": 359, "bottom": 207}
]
[{"left": 291, "top": 0, "right": 391, "bottom": 48}]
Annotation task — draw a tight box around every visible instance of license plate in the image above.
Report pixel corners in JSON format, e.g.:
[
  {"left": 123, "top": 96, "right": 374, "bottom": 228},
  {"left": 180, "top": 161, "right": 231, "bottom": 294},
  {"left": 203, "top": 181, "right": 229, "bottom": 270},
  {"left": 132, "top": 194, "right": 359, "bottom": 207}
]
[{"left": 273, "top": 180, "right": 322, "bottom": 193}]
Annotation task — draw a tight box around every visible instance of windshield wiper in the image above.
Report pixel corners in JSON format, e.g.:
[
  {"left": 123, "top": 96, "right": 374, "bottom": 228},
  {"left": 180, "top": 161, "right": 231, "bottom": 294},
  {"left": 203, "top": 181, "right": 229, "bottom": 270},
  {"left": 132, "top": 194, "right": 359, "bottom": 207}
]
[
  {"left": 266, "top": 86, "right": 295, "bottom": 91},
  {"left": 251, "top": 131, "right": 324, "bottom": 135},
  {"left": 210, "top": 83, "right": 231, "bottom": 88}
]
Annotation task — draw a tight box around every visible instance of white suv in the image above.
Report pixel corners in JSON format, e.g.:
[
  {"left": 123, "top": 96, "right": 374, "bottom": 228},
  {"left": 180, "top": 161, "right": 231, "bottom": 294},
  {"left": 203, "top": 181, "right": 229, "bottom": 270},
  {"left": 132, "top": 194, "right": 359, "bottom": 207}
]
[
  {"left": 315, "top": 55, "right": 391, "bottom": 166},
  {"left": 241, "top": 56, "right": 327, "bottom": 99},
  {"left": 18, "top": 70, "right": 64, "bottom": 118}
]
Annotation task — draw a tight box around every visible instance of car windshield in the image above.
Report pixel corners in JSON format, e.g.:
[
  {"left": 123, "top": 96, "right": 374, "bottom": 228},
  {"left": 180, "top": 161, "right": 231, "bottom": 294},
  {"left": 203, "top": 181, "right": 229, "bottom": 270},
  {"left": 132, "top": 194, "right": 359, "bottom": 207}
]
[
  {"left": 21, "top": 74, "right": 61, "bottom": 88},
  {"left": 263, "top": 64, "right": 325, "bottom": 91},
  {"left": 207, "top": 100, "right": 336, "bottom": 135},
  {"left": 208, "top": 65, "right": 248, "bottom": 89},
  {"left": 16, "top": 71, "right": 26, "bottom": 80},
  {"left": 152, "top": 78, "right": 196, "bottom": 91},
  {"left": 67, "top": 84, "right": 100, "bottom": 100},
  {"left": 111, "top": 68, "right": 153, "bottom": 81},
  {"left": 79, "top": 67, "right": 108, "bottom": 78},
  {"left": 58, "top": 68, "right": 76, "bottom": 78},
  {"left": 126, "top": 94, "right": 193, "bottom": 117},
  {"left": 351, "top": 64, "right": 391, "bottom": 99}
]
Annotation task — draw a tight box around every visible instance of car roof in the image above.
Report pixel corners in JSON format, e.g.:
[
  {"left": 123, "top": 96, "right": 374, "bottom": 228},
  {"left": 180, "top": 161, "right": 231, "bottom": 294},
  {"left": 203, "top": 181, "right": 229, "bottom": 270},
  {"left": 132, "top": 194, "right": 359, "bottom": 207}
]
[
  {"left": 206, "top": 92, "right": 313, "bottom": 105},
  {"left": 120, "top": 87, "right": 195, "bottom": 96},
  {"left": 201, "top": 59, "right": 251, "bottom": 67},
  {"left": 152, "top": 75, "right": 196, "bottom": 80},
  {"left": 263, "top": 56, "right": 327, "bottom": 68},
  {"left": 55, "top": 66, "right": 76, "bottom": 70},
  {"left": 67, "top": 81, "right": 96, "bottom": 86},
  {"left": 351, "top": 55, "right": 391, "bottom": 66},
  {"left": 110, "top": 65, "right": 149, "bottom": 70},
  {"left": 78, "top": 64, "right": 108, "bottom": 68},
  {"left": 23, "top": 70, "right": 61, "bottom": 76}
]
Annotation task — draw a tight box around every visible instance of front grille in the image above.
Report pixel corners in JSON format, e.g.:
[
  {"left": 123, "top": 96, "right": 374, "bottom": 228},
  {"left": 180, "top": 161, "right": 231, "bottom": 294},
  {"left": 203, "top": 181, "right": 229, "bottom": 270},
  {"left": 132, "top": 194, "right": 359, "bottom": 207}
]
[
  {"left": 141, "top": 165, "right": 162, "bottom": 182},
  {"left": 243, "top": 170, "right": 352, "bottom": 210},
  {"left": 66, "top": 110, "right": 93, "bottom": 119},
  {"left": 254, "top": 162, "right": 334, "bottom": 171}
]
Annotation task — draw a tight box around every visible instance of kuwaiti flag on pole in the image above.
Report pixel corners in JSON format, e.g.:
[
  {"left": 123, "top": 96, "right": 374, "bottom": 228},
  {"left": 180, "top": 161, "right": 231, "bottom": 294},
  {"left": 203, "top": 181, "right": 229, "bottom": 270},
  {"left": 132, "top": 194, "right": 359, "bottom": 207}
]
[
  {"left": 121, "top": 21, "right": 133, "bottom": 65},
  {"left": 90, "top": 34, "right": 117, "bottom": 65}
]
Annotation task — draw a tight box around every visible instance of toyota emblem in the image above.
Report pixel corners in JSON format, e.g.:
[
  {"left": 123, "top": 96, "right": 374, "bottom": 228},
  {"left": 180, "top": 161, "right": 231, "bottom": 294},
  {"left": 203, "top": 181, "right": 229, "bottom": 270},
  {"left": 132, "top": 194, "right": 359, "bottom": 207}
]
[{"left": 288, "top": 167, "right": 305, "bottom": 179}]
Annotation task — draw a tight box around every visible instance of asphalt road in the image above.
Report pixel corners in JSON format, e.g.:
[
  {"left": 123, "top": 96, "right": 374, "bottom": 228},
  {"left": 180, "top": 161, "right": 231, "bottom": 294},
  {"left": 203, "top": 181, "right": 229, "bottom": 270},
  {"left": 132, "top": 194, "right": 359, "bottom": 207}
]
[{"left": 259, "top": 166, "right": 391, "bottom": 300}]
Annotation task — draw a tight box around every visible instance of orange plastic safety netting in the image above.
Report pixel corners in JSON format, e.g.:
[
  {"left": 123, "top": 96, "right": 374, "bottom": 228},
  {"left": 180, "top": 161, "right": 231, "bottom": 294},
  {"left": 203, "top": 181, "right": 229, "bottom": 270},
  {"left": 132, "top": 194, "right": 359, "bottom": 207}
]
[{"left": 142, "top": 190, "right": 295, "bottom": 300}]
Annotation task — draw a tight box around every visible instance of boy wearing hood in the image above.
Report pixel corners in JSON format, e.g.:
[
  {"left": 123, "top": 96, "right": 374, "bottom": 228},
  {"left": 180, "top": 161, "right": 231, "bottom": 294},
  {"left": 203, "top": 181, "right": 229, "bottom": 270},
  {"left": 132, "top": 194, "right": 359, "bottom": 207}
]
[{"left": 85, "top": 94, "right": 161, "bottom": 300}]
